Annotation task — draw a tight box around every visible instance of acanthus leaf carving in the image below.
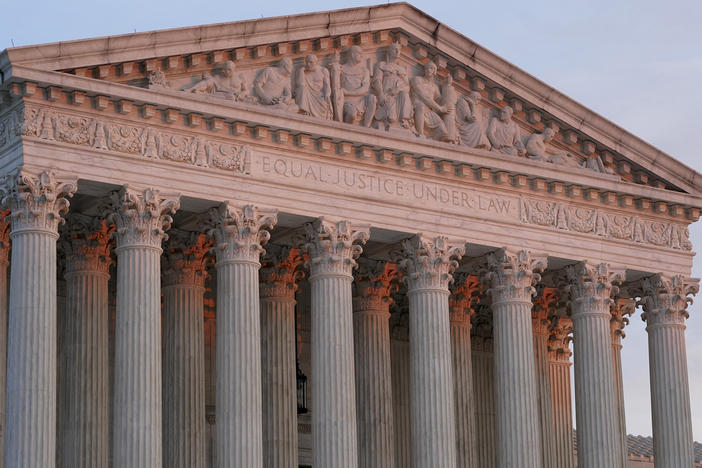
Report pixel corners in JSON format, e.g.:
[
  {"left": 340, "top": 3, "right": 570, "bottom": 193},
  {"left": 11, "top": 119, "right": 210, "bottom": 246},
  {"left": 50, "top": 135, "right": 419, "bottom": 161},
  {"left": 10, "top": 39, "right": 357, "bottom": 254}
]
[
  {"left": 448, "top": 272, "right": 481, "bottom": 324},
  {"left": 397, "top": 234, "right": 465, "bottom": 292},
  {"left": 206, "top": 202, "right": 277, "bottom": 264},
  {"left": 302, "top": 217, "right": 369, "bottom": 277},
  {"left": 547, "top": 315, "right": 573, "bottom": 362},
  {"left": 610, "top": 297, "right": 636, "bottom": 343},
  {"left": 485, "top": 248, "right": 547, "bottom": 303},
  {"left": 563, "top": 262, "right": 625, "bottom": 316},
  {"left": 104, "top": 185, "right": 180, "bottom": 249},
  {"left": 59, "top": 213, "right": 114, "bottom": 275},
  {"left": 353, "top": 258, "right": 399, "bottom": 313},
  {"left": 161, "top": 229, "right": 213, "bottom": 288},
  {"left": 0, "top": 170, "right": 77, "bottom": 234},
  {"left": 637, "top": 274, "right": 699, "bottom": 327},
  {"left": 532, "top": 286, "right": 559, "bottom": 335},
  {"left": 259, "top": 244, "right": 305, "bottom": 299}
]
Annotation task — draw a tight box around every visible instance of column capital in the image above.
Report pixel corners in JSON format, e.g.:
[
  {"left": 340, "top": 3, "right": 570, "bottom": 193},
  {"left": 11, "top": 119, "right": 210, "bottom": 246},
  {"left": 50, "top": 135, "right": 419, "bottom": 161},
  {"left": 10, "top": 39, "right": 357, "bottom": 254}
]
[
  {"left": 162, "top": 229, "right": 212, "bottom": 288},
  {"left": 547, "top": 315, "right": 573, "bottom": 362},
  {"left": 59, "top": 213, "right": 113, "bottom": 275},
  {"left": 260, "top": 244, "right": 304, "bottom": 299},
  {"left": 638, "top": 274, "right": 699, "bottom": 327},
  {"left": 207, "top": 202, "right": 277, "bottom": 265},
  {"left": 610, "top": 297, "right": 635, "bottom": 344},
  {"left": 0, "top": 209, "right": 11, "bottom": 265},
  {"left": 533, "top": 286, "right": 558, "bottom": 336},
  {"left": 105, "top": 185, "right": 180, "bottom": 250},
  {"left": 486, "top": 248, "right": 547, "bottom": 303},
  {"left": 397, "top": 234, "right": 465, "bottom": 292},
  {"left": 353, "top": 258, "right": 398, "bottom": 313},
  {"left": 564, "top": 262, "right": 625, "bottom": 316},
  {"left": 302, "top": 217, "right": 369, "bottom": 277},
  {"left": 0, "top": 170, "right": 77, "bottom": 236},
  {"left": 449, "top": 273, "right": 480, "bottom": 324}
]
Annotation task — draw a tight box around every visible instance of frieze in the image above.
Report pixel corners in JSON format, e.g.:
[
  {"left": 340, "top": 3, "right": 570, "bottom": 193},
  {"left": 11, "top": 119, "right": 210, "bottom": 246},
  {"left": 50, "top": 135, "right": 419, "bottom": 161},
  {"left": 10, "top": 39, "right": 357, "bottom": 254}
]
[
  {"left": 519, "top": 197, "right": 692, "bottom": 251},
  {"left": 17, "top": 106, "right": 250, "bottom": 174}
]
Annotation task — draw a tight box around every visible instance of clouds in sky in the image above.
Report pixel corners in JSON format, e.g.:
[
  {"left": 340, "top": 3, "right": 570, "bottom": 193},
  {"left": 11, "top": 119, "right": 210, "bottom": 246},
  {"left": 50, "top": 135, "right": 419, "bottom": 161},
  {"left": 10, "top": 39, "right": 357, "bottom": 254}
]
[{"left": 3, "top": 0, "right": 702, "bottom": 440}]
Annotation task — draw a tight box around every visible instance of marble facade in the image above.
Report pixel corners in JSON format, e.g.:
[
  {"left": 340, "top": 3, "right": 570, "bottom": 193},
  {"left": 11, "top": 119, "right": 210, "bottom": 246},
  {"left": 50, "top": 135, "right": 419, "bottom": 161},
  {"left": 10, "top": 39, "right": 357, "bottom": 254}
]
[{"left": 0, "top": 3, "right": 700, "bottom": 467}]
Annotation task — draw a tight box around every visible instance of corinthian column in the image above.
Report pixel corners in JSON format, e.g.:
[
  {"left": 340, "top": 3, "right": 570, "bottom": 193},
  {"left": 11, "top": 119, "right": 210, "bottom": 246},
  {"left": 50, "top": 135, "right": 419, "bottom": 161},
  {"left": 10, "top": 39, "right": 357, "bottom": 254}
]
[
  {"left": 0, "top": 171, "right": 77, "bottom": 468},
  {"left": 611, "top": 298, "right": 634, "bottom": 468},
  {"left": 208, "top": 203, "right": 277, "bottom": 468},
  {"left": 448, "top": 273, "right": 480, "bottom": 468},
  {"left": 259, "top": 244, "right": 303, "bottom": 468},
  {"left": 398, "top": 234, "right": 464, "bottom": 468},
  {"left": 639, "top": 274, "right": 698, "bottom": 467},
  {"left": 389, "top": 304, "right": 410, "bottom": 468},
  {"left": 486, "top": 248, "right": 546, "bottom": 468},
  {"left": 303, "top": 217, "right": 369, "bottom": 468},
  {"left": 472, "top": 309, "right": 496, "bottom": 468},
  {"left": 59, "top": 214, "right": 112, "bottom": 468},
  {"left": 0, "top": 210, "right": 9, "bottom": 468},
  {"left": 353, "top": 259, "right": 397, "bottom": 468},
  {"left": 107, "top": 186, "right": 180, "bottom": 468},
  {"left": 532, "top": 287, "right": 557, "bottom": 468},
  {"left": 162, "top": 230, "right": 211, "bottom": 468},
  {"left": 565, "top": 262, "right": 624, "bottom": 468},
  {"left": 547, "top": 316, "right": 575, "bottom": 468}
]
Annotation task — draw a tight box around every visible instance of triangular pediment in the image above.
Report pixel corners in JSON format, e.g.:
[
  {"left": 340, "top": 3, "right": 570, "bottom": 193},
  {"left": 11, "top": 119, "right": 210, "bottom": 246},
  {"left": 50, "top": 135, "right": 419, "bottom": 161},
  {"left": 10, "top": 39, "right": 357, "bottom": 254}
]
[{"left": 1, "top": 2, "right": 701, "bottom": 200}]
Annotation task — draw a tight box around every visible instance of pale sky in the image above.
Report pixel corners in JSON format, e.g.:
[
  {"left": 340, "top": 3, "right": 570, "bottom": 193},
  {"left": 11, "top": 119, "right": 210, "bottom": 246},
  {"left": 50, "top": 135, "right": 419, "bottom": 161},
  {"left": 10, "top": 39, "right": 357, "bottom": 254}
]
[{"left": 4, "top": 0, "right": 702, "bottom": 440}]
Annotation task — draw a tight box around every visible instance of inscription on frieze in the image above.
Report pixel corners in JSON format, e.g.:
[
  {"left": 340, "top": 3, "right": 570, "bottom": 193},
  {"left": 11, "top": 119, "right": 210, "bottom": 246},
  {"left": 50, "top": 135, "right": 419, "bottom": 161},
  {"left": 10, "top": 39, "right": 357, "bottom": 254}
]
[{"left": 253, "top": 153, "right": 518, "bottom": 222}]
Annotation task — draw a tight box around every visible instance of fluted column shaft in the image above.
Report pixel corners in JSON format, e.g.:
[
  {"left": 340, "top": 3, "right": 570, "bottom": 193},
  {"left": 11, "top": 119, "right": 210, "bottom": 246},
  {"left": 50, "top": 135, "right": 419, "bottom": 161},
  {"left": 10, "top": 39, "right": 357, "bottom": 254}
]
[
  {"left": 547, "top": 316, "right": 575, "bottom": 468},
  {"left": 2, "top": 171, "right": 76, "bottom": 468},
  {"left": 304, "top": 218, "right": 369, "bottom": 468},
  {"left": 567, "top": 262, "right": 623, "bottom": 468},
  {"left": 487, "top": 249, "right": 545, "bottom": 468},
  {"left": 59, "top": 216, "right": 112, "bottom": 468},
  {"left": 162, "top": 232, "right": 210, "bottom": 468},
  {"left": 640, "top": 274, "right": 697, "bottom": 467},
  {"left": 209, "top": 203, "right": 276, "bottom": 468},
  {"left": 108, "top": 186, "right": 180, "bottom": 468},
  {"left": 471, "top": 342, "right": 496, "bottom": 468},
  {"left": 260, "top": 246, "right": 302, "bottom": 468},
  {"left": 399, "top": 235, "right": 464, "bottom": 468},
  {"left": 0, "top": 211, "right": 9, "bottom": 468},
  {"left": 611, "top": 337, "right": 627, "bottom": 468},
  {"left": 390, "top": 327, "right": 410, "bottom": 468},
  {"left": 532, "top": 291, "right": 556, "bottom": 468}
]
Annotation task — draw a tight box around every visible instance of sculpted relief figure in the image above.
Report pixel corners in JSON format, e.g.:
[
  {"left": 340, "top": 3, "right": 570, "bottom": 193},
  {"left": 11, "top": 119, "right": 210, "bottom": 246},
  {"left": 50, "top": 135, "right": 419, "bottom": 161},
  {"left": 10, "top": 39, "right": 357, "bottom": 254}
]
[
  {"left": 329, "top": 46, "right": 377, "bottom": 127},
  {"left": 410, "top": 61, "right": 450, "bottom": 141},
  {"left": 457, "top": 91, "right": 490, "bottom": 149},
  {"left": 373, "top": 42, "right": 413, "bottom": 130},
  {"left": 296, "top": 54, "right": 333, "bottom": 120},
  {"left": 186, "top": 61, "right": 252, "bottom": 102},
  {"left": 487, "top": 105, "right": 525, "bottom": 156},
  {"left": 253, "top": 57, "right": 299, "bottom": 112},
  {"left": 526, "top": 128, "right": 615, "bottom": 174}
]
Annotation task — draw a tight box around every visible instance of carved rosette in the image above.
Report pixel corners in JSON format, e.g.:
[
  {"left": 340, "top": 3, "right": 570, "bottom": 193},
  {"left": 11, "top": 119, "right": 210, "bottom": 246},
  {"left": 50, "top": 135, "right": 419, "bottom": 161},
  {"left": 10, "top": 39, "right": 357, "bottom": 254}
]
[
  {"left": 0, "top": 209, "right": 11, "bottom": 265},
  {"left": 59, "top": 213, "right": 113, "bottom": 275},
  {"left": 565, "top": 262, "right": 624, "bottom": 314},
  {"left": 161, "top": 229, "right": 212, "bottom": 288},
  {"left": 398, "top": 235, "right": 465, "bottom": 293},
  {"left": 259, "top": 244, "right": 304, "bottom": 299},
  {"left": 532, "top": 286, "right": 558, "bottom": 335},
  {"left": 610, "top": 298, "right": 635, "bottom": 344},
  {"left": 448, "top": 273, "right": 481, "bottom": 324},
  {"left": 105, "top": 185, "right": 180, "bottom": 250},
  {"left": 0, "top": 170, "right": 77, "bottom": 236},
  {"left": 302, "top": 217, "right": 370, "bottom": 278},
  {"left": 486, "top": 248, "right": 547, "bottom": 304},
  {"left": 638, "top": 274, "right": 699, "bottom": 327},
  {"left": 353, "top": 259, "right": 399, "bottom": 313},
  {"left": 547, "top": 315, "right": 573, "bottom": 362},
  {"left": 207, "top": 202, "right": 277, "bottom": 265}
]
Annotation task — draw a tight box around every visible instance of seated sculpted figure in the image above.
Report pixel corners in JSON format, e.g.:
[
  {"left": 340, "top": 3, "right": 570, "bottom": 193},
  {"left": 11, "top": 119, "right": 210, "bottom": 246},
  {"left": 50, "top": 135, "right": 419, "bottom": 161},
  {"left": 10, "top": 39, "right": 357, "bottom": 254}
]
[
  {"left": 329, "top": 45, "right": 377, "bottom": 127},
  {"left": 372, "top": 42, "right": 413, "bottom": 130},
  {"left": 410, "top": 61, "right": 449, "bottom": 141},
  {"left": 253, "top": 57, "right": 299, "bottom": 112},
  {"left": 487, "top": 105, "right": 525, "bottom": 156},
  {"left": 296, "top": 54, "right": 333, "bottom": 120},
  {"left": 527, "top": 128, "right": 615, "bottom": 174},
  {"left": 186, "top": 61, "right": 251, "bottom": 102},
  {"left": 457, "top": 91, "right": 490, "bottom": 149}
]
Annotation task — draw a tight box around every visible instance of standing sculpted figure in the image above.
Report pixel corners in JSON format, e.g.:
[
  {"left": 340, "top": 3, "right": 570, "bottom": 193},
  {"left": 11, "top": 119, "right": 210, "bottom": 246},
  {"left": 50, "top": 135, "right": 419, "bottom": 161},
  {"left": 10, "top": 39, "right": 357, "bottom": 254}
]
[
  {"left": 296, "top": 54, "right": 333, "bottom": 120},
  {"left": 372, "top": 42, "right": 413, "bottom": 130},
  {"left": 186, "top": 61, "right": 251, "bottom": 102},
  {"left": 329, "top": 46, "right": 377, "bottom": 127},
  {"left": 457, "top": 91, "right": 490, "bottom": 149},
  {"left": 410, "top": 61, "right": 449, "bottom": 141},
  {"left": 253, "top": 57, "right": 299, "bottom": 112},
  {"left": 487, "top": 105, "right": 525, "bottom": 156}
]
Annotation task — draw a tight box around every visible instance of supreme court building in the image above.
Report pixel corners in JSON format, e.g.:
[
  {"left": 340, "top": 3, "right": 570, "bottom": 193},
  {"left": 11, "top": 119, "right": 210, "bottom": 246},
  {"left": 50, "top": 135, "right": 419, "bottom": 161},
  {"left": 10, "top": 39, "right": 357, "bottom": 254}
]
[{"left": 0, "top": 3, "right": 700, "bottom": 467}]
